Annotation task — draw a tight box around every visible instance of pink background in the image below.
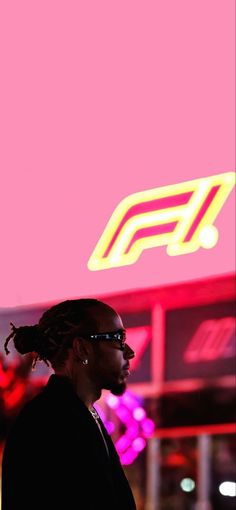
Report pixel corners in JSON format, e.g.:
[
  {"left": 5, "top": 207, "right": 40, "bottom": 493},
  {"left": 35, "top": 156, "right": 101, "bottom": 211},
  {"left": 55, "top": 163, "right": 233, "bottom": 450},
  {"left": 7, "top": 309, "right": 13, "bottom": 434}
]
[{"left": 0, "top": 0, "right": 235, "bottom": 308}]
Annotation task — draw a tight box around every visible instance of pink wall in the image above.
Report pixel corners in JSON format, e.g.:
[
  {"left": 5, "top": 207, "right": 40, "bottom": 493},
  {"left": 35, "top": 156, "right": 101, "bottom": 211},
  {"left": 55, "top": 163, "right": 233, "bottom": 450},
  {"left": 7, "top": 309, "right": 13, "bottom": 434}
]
[{"left": 0, "top": 0, "right": 235, "bottom": 307}]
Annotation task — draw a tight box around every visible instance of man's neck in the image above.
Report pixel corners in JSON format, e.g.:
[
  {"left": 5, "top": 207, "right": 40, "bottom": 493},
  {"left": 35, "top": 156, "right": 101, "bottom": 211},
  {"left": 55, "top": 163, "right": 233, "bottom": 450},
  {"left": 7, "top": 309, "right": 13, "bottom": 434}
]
[{"left": 54, "top": 368, "right": 101, "bottom": 409}]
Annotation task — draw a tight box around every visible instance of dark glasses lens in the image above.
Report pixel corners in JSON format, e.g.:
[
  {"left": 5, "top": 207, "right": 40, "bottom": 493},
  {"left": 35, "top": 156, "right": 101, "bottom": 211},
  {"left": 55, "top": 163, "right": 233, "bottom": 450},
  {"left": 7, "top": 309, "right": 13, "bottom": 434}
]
[{"left": 86, "top": 329, "right": 126, "bottom": 349}]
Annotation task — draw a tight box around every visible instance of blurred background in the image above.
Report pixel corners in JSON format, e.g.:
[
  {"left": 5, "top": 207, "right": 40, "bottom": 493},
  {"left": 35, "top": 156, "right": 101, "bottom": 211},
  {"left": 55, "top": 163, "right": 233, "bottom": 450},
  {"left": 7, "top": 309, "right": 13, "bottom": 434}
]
[
  {"left": 0, "top": 276, "right": 235, "bottom": 509},
  {"left": 0, "top": 1, "right": 235, "bottom": 508}
]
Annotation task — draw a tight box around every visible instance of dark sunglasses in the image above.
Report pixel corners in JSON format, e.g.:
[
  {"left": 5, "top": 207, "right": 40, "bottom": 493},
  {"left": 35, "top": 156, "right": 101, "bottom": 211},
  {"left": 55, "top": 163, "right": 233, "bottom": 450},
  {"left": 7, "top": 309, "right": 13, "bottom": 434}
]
[{"left": 83, "top": 329, "right": 126, "bottom": 351}]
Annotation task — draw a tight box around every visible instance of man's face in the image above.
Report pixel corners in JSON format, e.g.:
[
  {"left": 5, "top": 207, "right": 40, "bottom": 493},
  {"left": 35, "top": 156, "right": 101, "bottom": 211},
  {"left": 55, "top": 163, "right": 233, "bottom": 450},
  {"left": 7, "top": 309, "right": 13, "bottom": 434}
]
[{"left": 84, "top": 303, "right": 135, "bottom": 395}]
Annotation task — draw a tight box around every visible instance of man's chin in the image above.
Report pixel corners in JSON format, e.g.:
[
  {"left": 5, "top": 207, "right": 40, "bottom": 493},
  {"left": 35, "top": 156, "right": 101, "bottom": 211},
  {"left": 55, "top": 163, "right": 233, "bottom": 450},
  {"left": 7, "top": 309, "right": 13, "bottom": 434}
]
[{"left": 110, "top": 382, "right": 127, "bottom": 396}]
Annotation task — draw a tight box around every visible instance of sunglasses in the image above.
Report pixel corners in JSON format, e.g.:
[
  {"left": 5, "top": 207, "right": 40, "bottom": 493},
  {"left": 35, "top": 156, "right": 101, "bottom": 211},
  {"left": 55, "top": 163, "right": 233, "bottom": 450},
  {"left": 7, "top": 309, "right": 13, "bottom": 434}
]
[{"left": 83, "top": 329, "right": 126, "bottom": 351}]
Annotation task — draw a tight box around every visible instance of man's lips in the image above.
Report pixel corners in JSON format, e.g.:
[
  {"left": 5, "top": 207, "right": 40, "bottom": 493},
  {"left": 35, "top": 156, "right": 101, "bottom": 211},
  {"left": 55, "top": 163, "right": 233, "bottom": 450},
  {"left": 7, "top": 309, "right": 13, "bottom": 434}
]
[{"left": 122, "top": 365, "right": 130, "bottom": 376}]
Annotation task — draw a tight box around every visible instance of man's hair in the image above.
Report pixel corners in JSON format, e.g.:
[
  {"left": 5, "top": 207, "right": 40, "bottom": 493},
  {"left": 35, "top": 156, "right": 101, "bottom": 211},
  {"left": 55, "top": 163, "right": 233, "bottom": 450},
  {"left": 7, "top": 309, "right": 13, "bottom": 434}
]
[{"left": 4, "top": 298, "right": 102, "bottom": 368}]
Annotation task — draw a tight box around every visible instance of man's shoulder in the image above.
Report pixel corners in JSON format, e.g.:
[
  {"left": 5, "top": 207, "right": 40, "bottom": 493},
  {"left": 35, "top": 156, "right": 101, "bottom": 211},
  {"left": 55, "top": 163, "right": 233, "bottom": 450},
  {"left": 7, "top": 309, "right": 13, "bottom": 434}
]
[
  {"left": 4, "top": 374, "right": 91, "bottom": 447},
  {"left": 5, "top": 387, "right": 51, "bottom": 438}
]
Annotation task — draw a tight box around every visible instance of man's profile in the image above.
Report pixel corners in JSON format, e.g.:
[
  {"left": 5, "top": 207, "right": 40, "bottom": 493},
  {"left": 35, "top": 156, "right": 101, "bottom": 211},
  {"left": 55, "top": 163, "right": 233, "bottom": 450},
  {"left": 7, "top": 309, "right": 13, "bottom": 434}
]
[{"left": 1, "top": 298, "right": 137, "bottom": 510}]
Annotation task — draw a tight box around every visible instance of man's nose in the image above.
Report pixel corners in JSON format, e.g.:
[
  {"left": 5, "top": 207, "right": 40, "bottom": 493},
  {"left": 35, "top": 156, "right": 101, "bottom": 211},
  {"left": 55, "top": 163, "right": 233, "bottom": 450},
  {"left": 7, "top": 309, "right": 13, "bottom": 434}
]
[{"left": 124, "top": 343, "right": 135, "bottom": 359}]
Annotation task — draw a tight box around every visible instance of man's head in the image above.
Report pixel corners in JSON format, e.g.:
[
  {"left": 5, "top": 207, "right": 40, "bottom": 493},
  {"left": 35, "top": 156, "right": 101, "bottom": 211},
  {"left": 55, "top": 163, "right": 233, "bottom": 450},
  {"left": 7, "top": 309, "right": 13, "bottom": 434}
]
[
  {"left": 70, "top": 300, "right": 135, "bottom": 396},
  {"left": 4, "top": 298, "right": 135, "bottom": 396}
]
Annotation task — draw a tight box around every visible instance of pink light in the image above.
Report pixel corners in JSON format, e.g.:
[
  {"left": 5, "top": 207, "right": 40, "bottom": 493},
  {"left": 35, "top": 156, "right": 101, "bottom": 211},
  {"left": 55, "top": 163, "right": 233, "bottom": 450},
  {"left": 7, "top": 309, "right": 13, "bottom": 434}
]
[
  {"left": 126, "top": 423, "right": 139, "bottom": 440},
  {"left": 121, "top": 448, "right": 137, "bottom": 466},
  {"left": 133, "top": 407, "right": 146, "bottom": 421},
  {"left": 116, "top": 405, "right": 131, "bottom": 424},
  {"left": 120, "top": 392, "right": 138, "bottom": 409},
  {"left": 132, "top": 437, "right": 146, "bottom": 452},
  {"left": 107, "top": 394, "right": 119, "bottom": 409},
  {"left": 141, "top": 418, "right": 155, "bottom": 437},
  {"left": 116, "top": 435, "right": 130, "bottom": 454},
  {"left": 105, "top": 421, "right": 115, "bottom": 435},
  {"left": 106, "top": 390, "right": 155, "bottom": 465}
]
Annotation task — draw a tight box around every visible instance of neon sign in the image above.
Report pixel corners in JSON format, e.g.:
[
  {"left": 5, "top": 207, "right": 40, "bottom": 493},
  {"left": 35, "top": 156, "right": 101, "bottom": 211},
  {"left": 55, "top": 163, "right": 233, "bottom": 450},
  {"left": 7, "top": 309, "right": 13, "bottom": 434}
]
[
  {"left": 96, "top": 391, "right": 155, "bottom": 465},
  {"left": 88, "top": 172, "right": 235, "bottom": 270},
  {"left": 184, "top": 317, "right": 236, "bottom": 362}
]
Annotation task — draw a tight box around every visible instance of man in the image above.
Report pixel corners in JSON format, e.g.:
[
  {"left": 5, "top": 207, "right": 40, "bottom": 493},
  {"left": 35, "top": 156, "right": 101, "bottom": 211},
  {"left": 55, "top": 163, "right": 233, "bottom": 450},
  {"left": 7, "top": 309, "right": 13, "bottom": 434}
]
[{"left": 1, "top": 298, "right": 137, "bottom": 509}]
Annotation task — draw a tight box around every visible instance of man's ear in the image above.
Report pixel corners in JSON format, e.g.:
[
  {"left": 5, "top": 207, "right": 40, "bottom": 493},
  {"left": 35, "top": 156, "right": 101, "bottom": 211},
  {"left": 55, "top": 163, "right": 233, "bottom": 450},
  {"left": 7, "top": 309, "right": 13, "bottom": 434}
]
[{"left": 72, "top": 337, "right": 89, "bottom": 363}]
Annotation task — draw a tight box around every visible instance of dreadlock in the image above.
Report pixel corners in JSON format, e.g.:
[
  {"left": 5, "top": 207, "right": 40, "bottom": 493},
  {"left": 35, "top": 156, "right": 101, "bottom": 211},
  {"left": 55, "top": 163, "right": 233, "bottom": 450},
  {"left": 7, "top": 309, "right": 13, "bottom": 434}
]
[{"left": 4, "top": 299, "right": 100, "bottom": 368}]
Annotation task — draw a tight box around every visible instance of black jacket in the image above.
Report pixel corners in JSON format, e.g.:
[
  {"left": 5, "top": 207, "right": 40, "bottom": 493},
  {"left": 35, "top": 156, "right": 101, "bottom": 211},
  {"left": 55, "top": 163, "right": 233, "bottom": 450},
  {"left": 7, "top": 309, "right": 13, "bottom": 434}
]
[{"left": 1, "top": 374, "right": 137, "bottom": 510}]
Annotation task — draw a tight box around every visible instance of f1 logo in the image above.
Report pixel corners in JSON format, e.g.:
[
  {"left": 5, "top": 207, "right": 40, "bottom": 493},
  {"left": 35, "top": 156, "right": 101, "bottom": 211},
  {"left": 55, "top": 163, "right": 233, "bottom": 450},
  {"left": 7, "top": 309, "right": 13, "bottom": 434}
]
[{"left": 88, "top": 172, "right": 235, "bottom": 271}]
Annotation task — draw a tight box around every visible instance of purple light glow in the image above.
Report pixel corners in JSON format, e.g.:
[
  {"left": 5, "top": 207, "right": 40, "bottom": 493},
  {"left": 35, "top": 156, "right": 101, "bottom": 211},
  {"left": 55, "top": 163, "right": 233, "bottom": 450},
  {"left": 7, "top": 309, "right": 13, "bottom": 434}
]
[
  {"left": 105, "top": 390, "right": 155, "bottom": 465},
  {"left": 106, "top": 394, "right": 119, "bottom": 409},
  {"left": 133, "top": 407, "right": 146, "bottom": 421},
  {"left": 120, "top": 392, "right": 139, "bottom": 410},
  {"left": 93, "top": 404, "right": 105, "bottom": 421},
  {"left": 132, "top": 437, "right": 146, "bottom": 452},
  {"left": 116, "top": 435, "right": 130, "bottom": 454},
  {"left": 126, "top": 423, "right": 139, "bottom": 440},
  {"left": 141, "top": 418, "right": 155, "bottom": 437},
  {"left": 120, "top": 448, "right": 137, "bottom": 466},
  {"left": 105, "top": 421, "right": 115, "bottom": 435},
  {"left": 116, "top": 405, "right": 131, "bottom": 424}
]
